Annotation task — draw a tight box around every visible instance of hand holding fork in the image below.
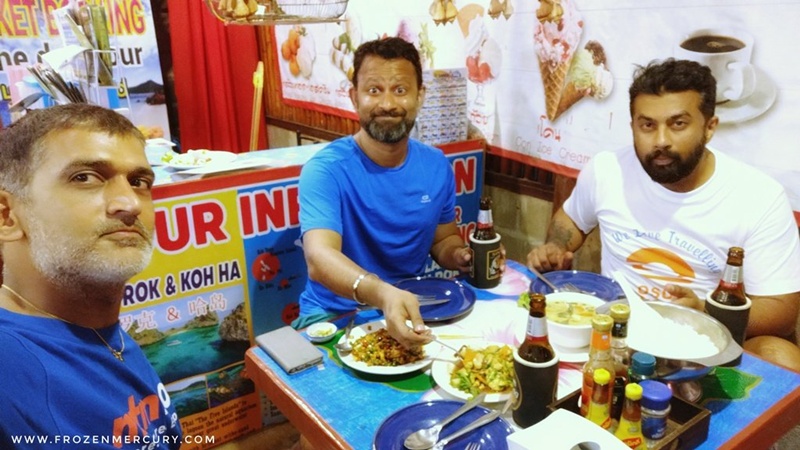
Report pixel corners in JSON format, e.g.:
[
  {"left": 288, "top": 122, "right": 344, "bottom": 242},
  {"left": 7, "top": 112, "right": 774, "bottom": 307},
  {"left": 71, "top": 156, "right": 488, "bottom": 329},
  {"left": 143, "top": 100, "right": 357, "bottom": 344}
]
[{"left": 528, "top": 265, "right": 584, "bottom": 294}]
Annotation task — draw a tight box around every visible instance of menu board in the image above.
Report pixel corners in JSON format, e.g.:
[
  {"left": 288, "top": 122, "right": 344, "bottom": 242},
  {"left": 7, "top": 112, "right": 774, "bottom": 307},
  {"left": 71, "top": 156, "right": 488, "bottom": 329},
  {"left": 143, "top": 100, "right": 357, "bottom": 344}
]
[{"left": 271, "top": 0, "right": 800, "bottom": 220}]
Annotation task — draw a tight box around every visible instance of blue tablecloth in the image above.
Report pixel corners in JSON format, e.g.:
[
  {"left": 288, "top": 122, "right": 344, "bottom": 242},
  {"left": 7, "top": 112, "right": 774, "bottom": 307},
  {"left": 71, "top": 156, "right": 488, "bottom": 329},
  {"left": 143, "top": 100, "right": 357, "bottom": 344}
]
[{"left": 252, "top": 260, "right": 800, "bottom": 449}]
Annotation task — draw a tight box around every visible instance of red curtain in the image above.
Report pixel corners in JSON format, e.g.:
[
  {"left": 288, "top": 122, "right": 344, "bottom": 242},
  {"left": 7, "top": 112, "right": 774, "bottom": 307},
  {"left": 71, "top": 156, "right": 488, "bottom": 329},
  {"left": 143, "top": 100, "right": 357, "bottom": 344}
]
[{"left": 166, "top": 0, "right": 267, "bottom": 153}]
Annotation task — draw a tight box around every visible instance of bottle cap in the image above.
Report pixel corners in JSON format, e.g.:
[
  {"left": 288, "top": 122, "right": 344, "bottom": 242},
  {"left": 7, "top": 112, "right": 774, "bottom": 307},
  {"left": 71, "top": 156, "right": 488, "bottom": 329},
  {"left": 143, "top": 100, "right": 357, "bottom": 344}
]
[
  {"left": 631, "top": 352, "right": 656, "bottom": 376},
  {"left": 591, "top": 314, "right": 613, "bottom": 332},
  {"left": 639, "top": 380, "right": 672, "bottom": 410},
  {"left": 625, "top": 382, "right": 643, "bottom": 401},
  {"left": 593, "top": 368, "right": 611, "bottom": 385},
  {"left": 610, "top": 303, "right": 630, "bottom": 321}
]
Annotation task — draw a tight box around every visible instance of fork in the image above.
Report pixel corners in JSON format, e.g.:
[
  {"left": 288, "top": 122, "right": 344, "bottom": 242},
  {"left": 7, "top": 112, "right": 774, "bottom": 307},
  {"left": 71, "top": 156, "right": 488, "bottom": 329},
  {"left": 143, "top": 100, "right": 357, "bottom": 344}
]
[
  {"left": 559, "top": 283, "right": 584, "bottom": 293},
  {"left": 466, "top": 443, "right": 482, "bottom": 450},
  {"left": 417, "top": 295, "right": 450, "bottom": 306}
]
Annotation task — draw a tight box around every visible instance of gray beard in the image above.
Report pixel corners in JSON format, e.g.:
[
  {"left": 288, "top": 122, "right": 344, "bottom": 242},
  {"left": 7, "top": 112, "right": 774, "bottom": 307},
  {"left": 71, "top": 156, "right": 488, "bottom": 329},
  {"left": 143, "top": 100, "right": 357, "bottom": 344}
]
[
  {"left": 362, "top": 116, "right": 416, "bottom": 144},
  {"left": 27, "top": 220, "right": 153, "bottom": 287}
]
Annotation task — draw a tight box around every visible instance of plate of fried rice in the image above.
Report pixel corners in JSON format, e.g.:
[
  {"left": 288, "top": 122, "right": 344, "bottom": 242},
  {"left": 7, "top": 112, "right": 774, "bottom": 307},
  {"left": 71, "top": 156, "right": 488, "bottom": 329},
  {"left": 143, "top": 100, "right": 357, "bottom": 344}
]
[{"left": 336, "top": 320, "right": 442, "bottom": 375}]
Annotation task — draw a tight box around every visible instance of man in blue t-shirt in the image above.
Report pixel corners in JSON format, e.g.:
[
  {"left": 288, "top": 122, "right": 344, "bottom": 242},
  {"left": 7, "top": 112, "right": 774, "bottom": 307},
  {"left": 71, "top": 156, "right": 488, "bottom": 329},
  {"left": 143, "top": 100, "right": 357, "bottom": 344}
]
[
  {"left": 297, "top": 37, "right": 475, "bottom": 349},
  {"left": 0, "top": 104, "right": 182, "bottom": 449}
]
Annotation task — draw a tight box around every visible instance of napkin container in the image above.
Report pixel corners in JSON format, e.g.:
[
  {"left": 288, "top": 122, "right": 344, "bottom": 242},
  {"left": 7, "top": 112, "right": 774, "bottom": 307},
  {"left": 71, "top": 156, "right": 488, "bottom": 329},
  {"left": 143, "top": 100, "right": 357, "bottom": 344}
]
[
  {"left": 506, "top": 408, "right": 629, "bottom": 450},
  {"left": 547, "top": 389, "right": 711, "bottom": 450}
]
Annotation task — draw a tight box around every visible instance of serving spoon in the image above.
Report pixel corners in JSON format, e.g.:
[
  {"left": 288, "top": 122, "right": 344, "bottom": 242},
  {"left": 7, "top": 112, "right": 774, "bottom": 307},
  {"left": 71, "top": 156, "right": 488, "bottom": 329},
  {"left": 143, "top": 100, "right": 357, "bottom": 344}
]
[{"left": 403, "top": 392, "right": 486, "bottom": 450}]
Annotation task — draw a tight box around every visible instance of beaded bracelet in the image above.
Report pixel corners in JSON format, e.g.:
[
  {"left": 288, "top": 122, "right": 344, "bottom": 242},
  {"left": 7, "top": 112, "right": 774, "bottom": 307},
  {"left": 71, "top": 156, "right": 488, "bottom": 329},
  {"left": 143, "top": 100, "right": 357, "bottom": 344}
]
[{"left": 352, "top": 272, "right": 376, "bottom": 304}]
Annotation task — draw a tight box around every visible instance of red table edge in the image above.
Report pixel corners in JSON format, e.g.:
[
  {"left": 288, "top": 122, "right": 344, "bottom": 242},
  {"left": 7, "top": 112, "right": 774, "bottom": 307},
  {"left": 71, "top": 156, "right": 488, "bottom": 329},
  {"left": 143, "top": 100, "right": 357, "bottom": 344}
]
[{"left": 244, "top": 348, "right": 352, "bottom": 450}]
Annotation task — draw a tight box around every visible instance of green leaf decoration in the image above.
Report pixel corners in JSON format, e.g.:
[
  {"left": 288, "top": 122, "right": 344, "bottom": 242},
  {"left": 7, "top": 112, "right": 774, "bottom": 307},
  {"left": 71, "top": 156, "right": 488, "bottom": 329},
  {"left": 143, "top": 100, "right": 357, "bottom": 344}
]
[{"left": 699, "top": 367, "right": 762, "bottom": 403}]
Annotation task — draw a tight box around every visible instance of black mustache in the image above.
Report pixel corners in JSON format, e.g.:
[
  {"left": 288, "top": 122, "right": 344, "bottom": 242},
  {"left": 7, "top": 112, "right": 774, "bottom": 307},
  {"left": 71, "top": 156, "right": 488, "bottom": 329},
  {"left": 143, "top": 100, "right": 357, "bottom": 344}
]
[
  {"left": 648, "top": 148, "right": 679, "bottom": 160},
  {"left": 372, "top": 111, "right": 404, "bottom": 118}
]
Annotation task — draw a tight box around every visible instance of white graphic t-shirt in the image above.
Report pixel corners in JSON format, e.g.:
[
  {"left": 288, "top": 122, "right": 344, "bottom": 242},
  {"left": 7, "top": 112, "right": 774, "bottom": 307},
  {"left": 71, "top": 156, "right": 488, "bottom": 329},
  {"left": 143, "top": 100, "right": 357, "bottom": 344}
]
[{"left": 564, "top": 146, "right": 800, "bottom": 301}]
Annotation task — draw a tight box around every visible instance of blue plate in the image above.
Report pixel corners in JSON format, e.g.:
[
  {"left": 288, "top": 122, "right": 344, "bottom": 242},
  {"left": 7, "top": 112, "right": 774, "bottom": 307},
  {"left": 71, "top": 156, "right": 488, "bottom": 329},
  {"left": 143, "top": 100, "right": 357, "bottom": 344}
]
[
  {"left": 529, "top": 270, "right": 624, "bottom": 301},
  {"left": 373, "top": 400, "right": 514, "bottom": 450},
  {"left": 394, "top": 278, "right": 476, "bottom": 322}
]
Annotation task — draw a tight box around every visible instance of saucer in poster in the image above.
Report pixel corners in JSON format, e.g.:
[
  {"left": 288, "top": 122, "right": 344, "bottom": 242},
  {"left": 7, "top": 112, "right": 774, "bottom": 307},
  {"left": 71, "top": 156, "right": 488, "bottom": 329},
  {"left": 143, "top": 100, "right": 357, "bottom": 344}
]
[{"left": 717, "top": 67, "right": 776, "bottom": 124}]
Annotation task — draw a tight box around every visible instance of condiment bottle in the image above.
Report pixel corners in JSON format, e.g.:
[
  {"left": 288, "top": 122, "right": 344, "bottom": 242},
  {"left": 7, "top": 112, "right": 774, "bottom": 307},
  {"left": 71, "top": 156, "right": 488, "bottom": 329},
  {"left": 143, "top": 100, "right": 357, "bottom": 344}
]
[
  {"left": 709, "top": 247, "right": 746, "bottom": 306},
  {"left": 518, "top": 293, "right": 556, "bottom": 363},
  {"left": 586, "top": 368, "right": 612, "bottom": 429},
  {"left": 639, "top": 380, "right": 672, "bottom": 447},
  {"left": 473, "top": 196, "right": 498, "bottom": 240},
  {"left": 628, "top": 352, "right": 656, "bottom": 384},
  {"left": 580, "top": 314, "right": 615, "bottom": 417},
  {"left": 610, "top": 303, "right": 631, "bottom": 421},
  {"left": 705, "top": 246, "right": 750, "bottom": 366},
  {"left": 614, "top": 383, "right": 647, "bottom": 449}
]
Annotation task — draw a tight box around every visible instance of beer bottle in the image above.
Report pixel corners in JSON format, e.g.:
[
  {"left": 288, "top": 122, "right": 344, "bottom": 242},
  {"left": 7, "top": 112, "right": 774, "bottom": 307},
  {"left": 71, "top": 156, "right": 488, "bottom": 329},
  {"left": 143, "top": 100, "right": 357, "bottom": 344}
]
[
  {"left": 709, "top": 247, "right": 746, "bottom": 306},
  {"left": 610, "top": 303, "right": 631, "bottom": 421},
  {"left": 705, "top": 246, "right": 749, "bottom": 366},
  {"left": 473, "top": 197, "right": 497, "bottom": 241},
  {"left": 614, "top": 383, "right": 647, "bottom": 449},
  {"left": 580, "top": 314, "right": 615, "bottom": 417},
  {"left": 519, "top": 293, "right": 556, "bottom": 363},
  {"left": 586, "top": 368, "right": 612, "bottom": 430}
]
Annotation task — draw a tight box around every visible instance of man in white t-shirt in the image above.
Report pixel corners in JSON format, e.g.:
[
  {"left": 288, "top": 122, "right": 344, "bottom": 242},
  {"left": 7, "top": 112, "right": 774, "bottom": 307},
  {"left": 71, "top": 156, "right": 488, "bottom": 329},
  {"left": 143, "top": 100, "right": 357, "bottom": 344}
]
[{"left": 527, "top": 59, "right": 800, "bottom": 370}]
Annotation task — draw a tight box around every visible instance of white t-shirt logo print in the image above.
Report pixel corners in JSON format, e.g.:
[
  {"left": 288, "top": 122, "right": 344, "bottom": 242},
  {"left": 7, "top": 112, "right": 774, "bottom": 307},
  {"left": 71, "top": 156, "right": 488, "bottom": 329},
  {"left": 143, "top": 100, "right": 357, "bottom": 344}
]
[{"left": 420, "top": 194, "right": 431, "bottom": 203}]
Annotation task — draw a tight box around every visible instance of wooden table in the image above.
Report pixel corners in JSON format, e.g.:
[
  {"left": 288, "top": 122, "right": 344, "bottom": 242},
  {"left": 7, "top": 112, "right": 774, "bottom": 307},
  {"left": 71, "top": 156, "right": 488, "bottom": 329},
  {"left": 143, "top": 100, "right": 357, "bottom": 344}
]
[{"left": 245, "top": 263, "right": 800, "bottom": 449}]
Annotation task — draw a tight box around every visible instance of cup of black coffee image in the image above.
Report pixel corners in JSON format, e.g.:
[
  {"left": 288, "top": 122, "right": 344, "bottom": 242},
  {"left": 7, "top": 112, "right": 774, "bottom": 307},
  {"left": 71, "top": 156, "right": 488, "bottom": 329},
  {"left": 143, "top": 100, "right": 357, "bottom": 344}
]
[{"left": 676, "top": 28, "right": 756, "bottom": 103}]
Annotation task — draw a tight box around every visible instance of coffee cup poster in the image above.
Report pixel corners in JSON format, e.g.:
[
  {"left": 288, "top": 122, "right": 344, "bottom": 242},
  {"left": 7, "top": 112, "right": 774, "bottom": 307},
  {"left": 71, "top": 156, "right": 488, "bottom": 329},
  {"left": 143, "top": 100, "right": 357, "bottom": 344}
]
[{"left": 274, "top": 0, "right": 800, "bottom": 220}]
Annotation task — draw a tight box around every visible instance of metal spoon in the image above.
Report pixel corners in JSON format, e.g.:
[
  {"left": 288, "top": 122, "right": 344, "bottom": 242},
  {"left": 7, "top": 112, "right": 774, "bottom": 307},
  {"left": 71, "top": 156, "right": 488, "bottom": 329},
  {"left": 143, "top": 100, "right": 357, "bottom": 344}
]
[
  {"left": 528, "top": 265, "right": 562, "bottom": 293},
  {"left": 333, "top": 314, "right": 357, "bottom": 354},
  {"left": 403, "top": 392, "right": 486, "bottom": 450},
  {"left": 430, "top": 395, "right": 514, "bottom": 450}
]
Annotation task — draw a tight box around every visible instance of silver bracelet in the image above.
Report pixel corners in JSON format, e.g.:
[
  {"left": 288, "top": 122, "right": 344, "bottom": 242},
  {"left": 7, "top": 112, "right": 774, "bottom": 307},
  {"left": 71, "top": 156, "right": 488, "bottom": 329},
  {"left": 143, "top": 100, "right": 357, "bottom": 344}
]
[{"left": 352, "top": 272, "right": 376, "bottom": 305}]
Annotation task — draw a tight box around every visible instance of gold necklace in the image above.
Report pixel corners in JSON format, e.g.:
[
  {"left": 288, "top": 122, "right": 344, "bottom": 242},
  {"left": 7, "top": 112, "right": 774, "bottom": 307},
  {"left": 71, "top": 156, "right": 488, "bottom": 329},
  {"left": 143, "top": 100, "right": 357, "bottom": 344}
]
[{"left": 1, "top": 284, "right": 125, "bottom": 361}]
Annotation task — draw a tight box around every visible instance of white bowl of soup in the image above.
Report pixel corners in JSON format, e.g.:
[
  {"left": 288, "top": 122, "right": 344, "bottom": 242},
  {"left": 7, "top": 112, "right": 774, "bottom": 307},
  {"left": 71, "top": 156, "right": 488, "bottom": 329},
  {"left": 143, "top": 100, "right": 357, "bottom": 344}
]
[{"left": 545, "top": 292, "right": 605, "bottom": 348}]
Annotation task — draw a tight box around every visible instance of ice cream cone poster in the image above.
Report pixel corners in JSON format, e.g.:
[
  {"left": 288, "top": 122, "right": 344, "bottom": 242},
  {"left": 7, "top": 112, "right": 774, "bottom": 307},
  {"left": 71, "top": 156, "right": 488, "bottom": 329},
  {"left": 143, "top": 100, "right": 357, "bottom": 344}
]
[{"left": 534, "top": 0, "right": 613, "bottom": 122}]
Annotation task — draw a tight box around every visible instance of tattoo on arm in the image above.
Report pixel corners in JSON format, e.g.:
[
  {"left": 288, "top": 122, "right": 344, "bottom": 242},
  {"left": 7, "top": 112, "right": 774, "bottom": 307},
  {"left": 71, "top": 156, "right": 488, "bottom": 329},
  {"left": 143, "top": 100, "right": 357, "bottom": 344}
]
[{"left": 547, "top": 224, "right": 574, "bottom": 250}]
